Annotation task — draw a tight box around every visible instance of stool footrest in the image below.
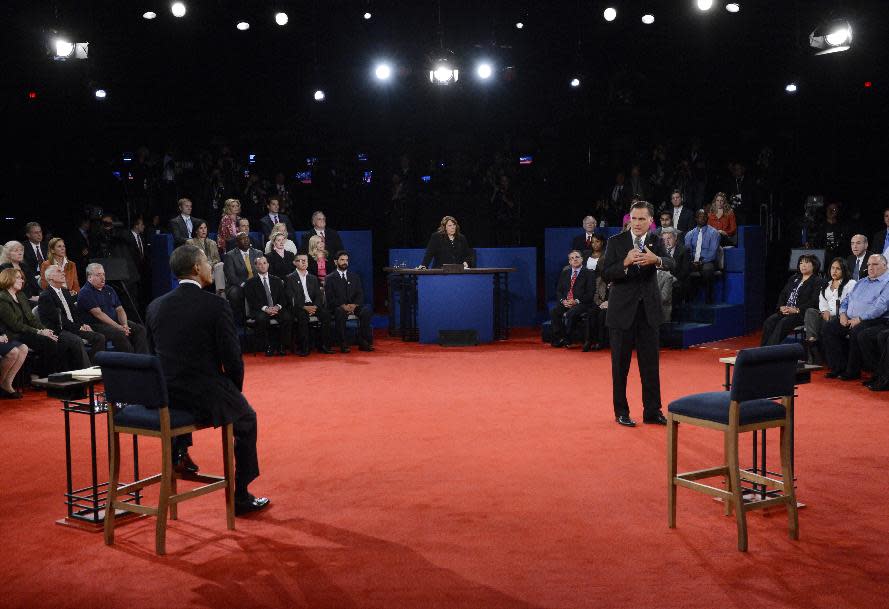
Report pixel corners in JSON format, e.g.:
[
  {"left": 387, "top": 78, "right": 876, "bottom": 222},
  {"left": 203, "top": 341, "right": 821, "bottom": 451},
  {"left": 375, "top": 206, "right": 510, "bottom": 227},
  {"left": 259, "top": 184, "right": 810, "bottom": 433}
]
[
  {"left": 169, "top": 479, "right": 228, "bottom": 504},
  {"left": 676, "top": 466, "right": 729, "bottom": 480},
  {"left": 739, "top": 470, "right": 787, "bottom": 489},
  {"left": 674, "top": 477, "right": 732, "bottom": 499}
]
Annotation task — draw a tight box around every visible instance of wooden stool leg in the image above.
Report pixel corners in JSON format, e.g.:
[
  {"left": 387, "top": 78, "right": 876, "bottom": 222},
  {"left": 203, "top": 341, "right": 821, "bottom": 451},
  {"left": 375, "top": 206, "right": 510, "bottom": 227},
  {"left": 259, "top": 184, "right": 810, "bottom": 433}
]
[
  {"left": 780, "top": 425, "right": 800, "bottom": 541},
  {"left": 723, "top": 432, "right": 733, "bottom": 516},
  {"left": 726, "top": 429, "right": 748, "bottom": 552},
  {"left": 104, "top": 430, "right": 121, "bottom": 546},
  {"left": 170, "top": 474, "right": 178, "bottom": 521},
  {"left": 223, "top": 424, "right": 236, "bottom": 530},
  {"left": 155, "top": 441, "right": 172, "bottom": 556},
  {"left": 667, "top": 417, "right": 678, "bottom": 528}
]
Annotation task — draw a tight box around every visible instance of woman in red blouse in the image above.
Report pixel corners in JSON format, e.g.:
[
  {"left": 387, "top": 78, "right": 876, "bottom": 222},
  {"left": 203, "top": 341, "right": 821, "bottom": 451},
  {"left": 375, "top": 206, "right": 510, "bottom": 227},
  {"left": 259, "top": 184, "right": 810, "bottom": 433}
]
[
  {"left": 216, "top": 198, "right": 241, "bottom": 255},
  {"left": 707, "top": 192, "right": 737, "bottom": 246}
]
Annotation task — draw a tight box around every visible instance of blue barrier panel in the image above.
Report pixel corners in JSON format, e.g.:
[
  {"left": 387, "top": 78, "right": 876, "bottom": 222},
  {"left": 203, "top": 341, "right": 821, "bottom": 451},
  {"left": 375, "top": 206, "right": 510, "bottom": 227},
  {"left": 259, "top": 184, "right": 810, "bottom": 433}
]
[
  {"left": 418, "top": 274, "right": 494, "bottom": 343},
  {"left": 151, "top": 233, "right": 177, "bottom": 300},
  {"left": 339, "top": 230, "right": 373, "bottom": 306},
  {"left": 389, "top": 249, "right": 425, "bottom": 268},
  {"left": 723, "top": 247, "right": 746, "bottom": 273},
  {"left": 475, "top": 247, "right": 537, "bottom": 327}
]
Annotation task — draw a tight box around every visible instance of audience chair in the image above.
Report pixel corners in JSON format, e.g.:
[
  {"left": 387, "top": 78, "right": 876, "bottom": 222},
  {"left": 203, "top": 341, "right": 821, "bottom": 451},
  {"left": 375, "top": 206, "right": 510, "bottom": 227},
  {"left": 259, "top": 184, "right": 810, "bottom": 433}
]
[
  {"left": 667, "top": 343, "right": 803, "bottom": 551},
  {"left": 95, "top": 352, "right": 235, "bottom": 555}
]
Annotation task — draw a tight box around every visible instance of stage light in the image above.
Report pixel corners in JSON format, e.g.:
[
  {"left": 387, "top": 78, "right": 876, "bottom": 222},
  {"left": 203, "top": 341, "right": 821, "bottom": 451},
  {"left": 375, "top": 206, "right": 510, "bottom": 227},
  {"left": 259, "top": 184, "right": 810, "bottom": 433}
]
[
  {"left": 477, "top": 63, "right": 493, "bottom": 79},
  {"left": 785, "top": 83, "right": 798, "bottom": 93},
  {"left": 28, "top": 91, "right": 37, "bottom": 100},
  {"left": 275, "top": 12, "right": 288, "bottom": 26},
  {"left": 430, "top": 60, "right": 458, "bottom": 85},
  {"left": 142, "top": 11, "right": 157, "bottom": 20},
  {"left": 374, "top": 63, "right": 392, "bottom": 80},
  {"left": 809, "top": 19, "right": 853, "bottom": 55},
  {"left": 865, "top": 81, "right": 873, "bottom": 88},
  {"left": 314, "top": 89, "right": 325, "bottom": 101},
  {"left": 726, "top": 3, "right": 740, "bottom": 13},
  {"left": 642, "top": 14, "right": 655, "bottom": 25},
  {"left": 171, "top": 2, "right": 186, "bottom": 18},
  {"left": 570, "top": 77, "right": 581, "bottom": 88},
  {"left": 236, "top": 21, "right": 250, "bottom": 31},
  {"left": 95, "top": 89, "right": 107, "bottom": 99},
  {"left": 603, "top": 8, "right": 617, "bottom": 22},
  {"left": 55, "top": 39, "right": 75, "bottom": 58},
  {"left": 696, "top": 0, "right": 713, "bottom": 11},
  {"left": 52, "top": 38, "right": 88, "bottom": 61},
  {"left": 515, "top": 22, "right": 524, "bottom": 29},
  {"left": 364, "top": 12, "right": 372, "bottom": 20}
]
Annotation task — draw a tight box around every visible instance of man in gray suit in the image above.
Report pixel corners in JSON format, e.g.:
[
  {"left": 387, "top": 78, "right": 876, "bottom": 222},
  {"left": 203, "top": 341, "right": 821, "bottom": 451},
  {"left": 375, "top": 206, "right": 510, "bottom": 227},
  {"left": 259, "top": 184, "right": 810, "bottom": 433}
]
[
  {"left": 169, "top": 198, "right": 204, "bottom": 247},
  {"left": 223, "top": 232, "right": 263, "bottom": 324}
]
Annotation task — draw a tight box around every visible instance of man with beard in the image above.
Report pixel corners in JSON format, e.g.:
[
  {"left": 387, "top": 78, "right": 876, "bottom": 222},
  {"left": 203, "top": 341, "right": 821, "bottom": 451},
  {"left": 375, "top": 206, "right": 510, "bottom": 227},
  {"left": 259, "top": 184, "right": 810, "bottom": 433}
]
[{"left": 324, "top": 251, "right": 373, "bottom": 353}]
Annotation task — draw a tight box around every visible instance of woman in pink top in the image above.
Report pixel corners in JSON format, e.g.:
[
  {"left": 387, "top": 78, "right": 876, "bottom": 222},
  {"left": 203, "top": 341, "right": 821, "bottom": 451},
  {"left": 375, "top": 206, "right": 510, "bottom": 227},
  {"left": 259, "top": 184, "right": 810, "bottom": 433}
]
[
  {"left": 307, "top": 235, "right": 329, "bottom": 285},
  {"left": 216, "top": 198, "right": 241, "bottom": 255}
]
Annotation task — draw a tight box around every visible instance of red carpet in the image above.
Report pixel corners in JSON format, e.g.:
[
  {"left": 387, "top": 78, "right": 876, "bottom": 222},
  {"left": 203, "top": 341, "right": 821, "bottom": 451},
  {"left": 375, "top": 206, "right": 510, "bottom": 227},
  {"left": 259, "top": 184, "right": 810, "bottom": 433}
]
[{"left": 2, "top": 330, "right": 888, "bottom": 609}]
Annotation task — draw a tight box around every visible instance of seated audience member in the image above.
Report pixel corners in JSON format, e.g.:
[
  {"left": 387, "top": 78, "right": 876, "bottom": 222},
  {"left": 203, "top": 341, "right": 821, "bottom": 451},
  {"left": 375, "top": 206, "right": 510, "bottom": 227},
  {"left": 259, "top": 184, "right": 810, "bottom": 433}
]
[
  {"left": 226, "top": 218, "right": 263, "bottom": 252},
  {"left": 286, "top": 254, "right": 333, "bottom": 356},
  {"left": 0, "top": 329, "right": 27, "bottom": 399},
  {"left": 77, "top": 263, "right": 149, "bottom": 354},
  {"left": 259, "top": 196, "right": 295, "bottom": 241},
  {"left": 585, "top": 233, "right": 607, "bottom": 273},
  {"left": 656, "top": 211, "right": 679, "bottom": 240},
  {"left": 846, "top": 234, "right": 869, "bottom": 281},
  {"left": 583, "top": 276, "right": 610, "bottom": 352},
  {"left": 216, "top": 198, "right": 242, "bottom": 255},
  {"left": 707, "top": 192, "right": 737, "bottom": 247},
  {"left": 244, "top": 257, "right": 293, "bottom": 356},
  {"left": 656, "top": 228, "right": 689, "bottom": 322},
  {"left": 169, "top": 197, "right": 203, "bottom": 247},
  {"left": 761, "top": 254, "right": 821, "bottom": 346},
  {"left": 325, "top": 251, "right": 373, "bottom": 353},
  {"left": 0, "top": 240, "right": 41, "bottom": 302},
  {"left": 570, "top": 216, "right": 598, "bottom": 259},
  {"left": 684, "top": 209, "right": 720, "bottom": 303},
  {"left": 264, "top": 222, "right": 298, "bottom": 255},
  {"left": 186, "top": 219, "right": 224, "bottom": 292},
  {"left": 804, "top": 258, "right": 854, "bottom": 346},
  {"left": 307, "top": 235, "right": 329, "bottom": 286},
  {"left": 265, "top": 232, "right": 295, "bottom": 279},
  {"left": 223, "top": 232, "right": 263, "bottom": 324},
  {"left": 874, "top": 208, "right": 889, "bottom": 258},
  {"left": 419, "top": 215, "right": 475, "bottom": 269},
  {"left": 22, "top": 222, "right": 49, "bottom": 272},
  {"left": 669, "top": 190, "right": 695, "bottom": 234},
  {"left": 822, "top": 254, "right": 889, "bottom": 381},
  {"left": 862, "top": 327, "right": 889, "bottom": 391},
  {"left": 38, "top": 266, "right": 105, "bottom": 366},
  {"left": 549, "top": 250, "right": 594, "bottom": 348},
  {"left": 809, "top": 202, "right": 849, "bottom": 263},
  {"left": 301, "top": 211, "right": 344, "bottom": 258},
  {"left": 39, "top": 237, "right": 80, "bottom": 294}
]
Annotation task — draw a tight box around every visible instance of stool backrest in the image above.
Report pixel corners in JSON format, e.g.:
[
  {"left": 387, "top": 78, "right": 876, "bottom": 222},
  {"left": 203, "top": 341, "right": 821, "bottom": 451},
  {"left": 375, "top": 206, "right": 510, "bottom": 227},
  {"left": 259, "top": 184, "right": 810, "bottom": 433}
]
[
  {"left": 730, "top": 344, "right": 804, "bottom": 402},
  {"left": 95, "top": 352, "right": 169, "bottom": 408}
]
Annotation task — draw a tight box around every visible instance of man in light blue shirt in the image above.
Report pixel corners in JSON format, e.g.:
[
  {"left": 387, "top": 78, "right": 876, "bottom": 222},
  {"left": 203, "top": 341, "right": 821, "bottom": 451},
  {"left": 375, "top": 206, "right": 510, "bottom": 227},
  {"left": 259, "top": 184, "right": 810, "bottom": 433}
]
[
  {"left": 684, "top": 209, "right": 720, "bottom": 303},
  {"left": 822, "top": 254, "right": 889, "bottom": 380}
]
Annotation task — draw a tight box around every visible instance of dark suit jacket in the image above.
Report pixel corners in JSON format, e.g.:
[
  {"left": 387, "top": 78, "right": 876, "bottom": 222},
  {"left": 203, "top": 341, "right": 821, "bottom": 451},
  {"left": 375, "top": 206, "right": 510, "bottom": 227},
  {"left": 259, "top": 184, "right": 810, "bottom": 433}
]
[
  {"left": 601, "top": 230, "right": 675, "bottom": 330},
  {"left": 325, "top": 269, "right": 365, "bottom": 309},
  {"left": 0, "top": 290, "right": 46, "bottom": 339},
  {"left": 872, "top": 229, "right": 889, "bottom": 258},
  {"left": 773, "top": 274, "right": 821, "bottom": 313},
  {"left": 244, "top": 274, "right": 290, "bottom": 315},
  {"left": 225, "top": 235, "right": 264, "bottom": 252},
  {"left": 22, "top": 240, "right": 48, "bottom": 272},
  {"left": 285, "top": 271, "right": 324, "bottom": 309},
  {"left": 672, "top": 207, "right": 695, "bottom": 234},
  {"left": 114, "top": 230, "right": 147, "bottom": 282},
  {"left": 146, "top": 283, "right": 248, "bottom": 427},
  {"left": 223, "top": 247, "right": 263, "bottom": 288},
  {"left": 570, "top": 233, "right": 598, "bottom": 257},
  {"left": 37, "top": 287, "right": 88, "bottom": 332},
  {"left": 169, "top": 215, "right": 204, "bottom": 247},
  {"left": 266, "top": 249, "right": 295, "bottom": 280},
  {"left": 259, "top": 213, "right": 296, "bottom": 241},
  {"left": 555, "top": 267, "right": 595, "bottom": 304},
  {"left": 420, "top": 232, "right": 475, "bottom": 268},
  {"left": 663, "top": 242, "right": 690, "bottom": 283},
  {"left": 846, "top": 254, "right": 869, "bottom": 281},
  {"left": 301, "top": 228, "right": 344, "bottom": 258}
]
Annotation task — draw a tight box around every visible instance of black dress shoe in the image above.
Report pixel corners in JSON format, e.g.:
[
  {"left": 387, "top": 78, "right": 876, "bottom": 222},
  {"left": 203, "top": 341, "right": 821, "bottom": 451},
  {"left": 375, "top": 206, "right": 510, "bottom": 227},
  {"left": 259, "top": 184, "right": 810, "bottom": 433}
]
[
  {"left": 863, "top": 379, "right": 876, "bottom": 388},
  {"left": 173, "top": 451, "right": 199, "bottom": 475},
  {"left": 0, "top": 388, "right": 23, "bottom": 399},
  {"left": 824, "top": 370, "right": 842, "bottom": 379},
  {"left": 319, "top": 346, "right": 335, "bottom": 354},
  {"left": 838, "top": 373, "right": 861, "bottom": 381},
  {"left": 643, "top": 412, "right": 668, "bottom": 425},
  {"left": 869, "top": 380, "right": 889, "bottom": 392},
  {"left": 590, "top": 343, "right": 604, "bottom": 351},
  {"left": 581, "top": 342, "right": 591, "bottom": 352},
  {"left": 277, "top": 347, "right": 287, "bottom": 356},
  {"left": 358, "top": 344, "right": 374, "bottom": 352},
  {"left": 340, "top": 345, "right": 350, "bottom": 353},
  {"left": 298, "top": 348, "right": 310, "bottom": 357},
  {"left": 264, "top": 348, "right": 275, "bottom": 357},
  {"left": 234, "top": 494, "right": 271, "bottom": 516},
  {"left": 615, "top": 415, "right": 637, "bottom": 427}
]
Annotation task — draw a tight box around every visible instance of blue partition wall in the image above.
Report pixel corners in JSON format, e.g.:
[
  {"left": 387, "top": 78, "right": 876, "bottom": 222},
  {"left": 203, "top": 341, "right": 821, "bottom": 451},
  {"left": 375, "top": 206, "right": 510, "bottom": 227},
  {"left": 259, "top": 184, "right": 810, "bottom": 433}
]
[{"left": 151, "top": 233, "right": 178, "bottom": 299}]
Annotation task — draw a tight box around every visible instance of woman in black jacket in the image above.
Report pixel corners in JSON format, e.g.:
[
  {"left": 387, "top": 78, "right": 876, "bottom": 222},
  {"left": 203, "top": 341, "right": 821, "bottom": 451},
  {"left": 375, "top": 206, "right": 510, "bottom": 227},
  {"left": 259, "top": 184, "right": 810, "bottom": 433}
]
[
  {"left": 760, "top": 254, "right": 822, "bottom": 346},
  {"left": 419, "top": 216, "right": 474, "bottom": 269}
]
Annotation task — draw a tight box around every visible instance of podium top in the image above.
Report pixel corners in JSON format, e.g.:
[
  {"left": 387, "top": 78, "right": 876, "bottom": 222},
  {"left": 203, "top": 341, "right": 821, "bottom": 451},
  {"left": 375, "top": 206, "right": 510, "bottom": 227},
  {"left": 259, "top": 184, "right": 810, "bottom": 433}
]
[{"left": 383, "top": 267, "right": 516, "bottom": 274}]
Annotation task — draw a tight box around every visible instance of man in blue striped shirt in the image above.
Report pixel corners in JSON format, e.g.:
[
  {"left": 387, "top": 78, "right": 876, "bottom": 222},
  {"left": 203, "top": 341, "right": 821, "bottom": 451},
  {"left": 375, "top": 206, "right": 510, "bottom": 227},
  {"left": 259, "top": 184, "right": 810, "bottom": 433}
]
[{"left": 823, "top": 254, "right": 889, "bottom": 381}]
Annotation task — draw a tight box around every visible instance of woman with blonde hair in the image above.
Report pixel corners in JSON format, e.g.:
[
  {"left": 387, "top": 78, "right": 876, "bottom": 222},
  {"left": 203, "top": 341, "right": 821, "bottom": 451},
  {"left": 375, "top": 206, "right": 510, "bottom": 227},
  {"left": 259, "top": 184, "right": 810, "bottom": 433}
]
[
  {"left": 707, "top": 192, "right": 737, "bottom": 246},
  {"left": 267, "top": 232, "right": 295, "bottom": 278},
  {"left": 39, "top": 237, "right": 80, "bottom": 294},
  {"left": 307, "top": 234, "right": 329, "bottom": 285},
  {"left": 0, "top": 241, "right": 41, "bottom": 302},
  {"left": 264, "top": 222, "right": 297, "bottom": 254},
  {"left": 216, "top": 198, "right": 241, "bottom": 255}
]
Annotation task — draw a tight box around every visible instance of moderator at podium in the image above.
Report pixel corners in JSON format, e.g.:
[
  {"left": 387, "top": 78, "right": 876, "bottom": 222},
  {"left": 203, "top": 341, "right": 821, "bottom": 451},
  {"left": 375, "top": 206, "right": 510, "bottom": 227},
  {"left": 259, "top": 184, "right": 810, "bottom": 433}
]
[{"left": 418, "top": 216, "right": 475, "bottom": 269}]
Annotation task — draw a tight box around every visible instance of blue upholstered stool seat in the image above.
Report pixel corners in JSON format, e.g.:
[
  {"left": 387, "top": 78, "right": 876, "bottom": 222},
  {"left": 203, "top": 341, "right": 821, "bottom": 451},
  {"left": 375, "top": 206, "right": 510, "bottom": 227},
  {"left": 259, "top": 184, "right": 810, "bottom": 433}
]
[
  {"left": 668, "top": 392, "right": 785, "bottom": 426},
  {"left": 114, "top": 404, "right": 196, "bottom": 430}
]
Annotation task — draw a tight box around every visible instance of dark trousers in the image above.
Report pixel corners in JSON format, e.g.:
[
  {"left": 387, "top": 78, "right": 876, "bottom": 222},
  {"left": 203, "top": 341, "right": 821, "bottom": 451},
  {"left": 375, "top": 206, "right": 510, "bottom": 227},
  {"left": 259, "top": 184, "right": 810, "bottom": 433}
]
[
  {"left": 232, "top": 405, "right": 259, "bottom": 498},
  {"left": 760, "top": 312, "right": 803, "bottom": 346},
  {"left": 90, "top": 320, "right": 149, "bottom": 354},
  {"left": 225, "top": 285, "right": 246, "bottom": 324},
  {"left": 688, "top": 261, "right": 715, "bottom": 303},
  {"left": 58, "top": 330, "right": 92, "bottom": 369},
  {"left": 586, "top": 306, "right": 608, "bottom": 346},
  {"left": 857, "top": 322, "right": 889, "bottom": 373},
  {"left": 295, "top": 306, "right": 331, "bottom": 350},
  {"left": 822, "top": 318, "right": 886, "bottom": 375},
  {"left": 18, "top": 333, "right": 60, "bottom": 376},
  {"left": 874, "top": 328, "right": 889, "bottom": 381},
  {"left": 76, "top": 329, "right": 107, "bottom": 363},
  {"left": 609, "top": 301, "right": 662, "bottom": 418},
  {"left": 252, "top": 309, "right": 293, "bottom": 351},
  {"left": 333, "top": 305, "right": 373, "bottom": 347},
  {"left": 550, "top": 302, "right": 590, "bottom": 343}
]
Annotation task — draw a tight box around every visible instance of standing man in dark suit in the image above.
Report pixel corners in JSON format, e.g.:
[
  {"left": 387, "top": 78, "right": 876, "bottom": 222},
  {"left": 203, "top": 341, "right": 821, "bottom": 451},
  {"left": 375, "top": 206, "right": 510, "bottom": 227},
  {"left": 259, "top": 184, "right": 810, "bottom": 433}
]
[
  {"left": 549, "top": 250, "right": 595, "bottom": 348},
  {"left": 325, "top": 250, "right": 373, "bottom": 353},
  {"left": 301, "top": 211, "right": 344, "bottom": 258},
  {"left": 872, "top": 208, "right": 889, "bottom": 260},
  {"left": 146, "top": 245, "right": 269, "bottom": 515},
  {"left": 847, "top": 234, "right": 870, "bottom": 281},
  {"left": 115, "top": 216, "right": 149, "bottom": 314},
  {"left": 169, "top": 198, "right": 203, "bottom": 247},
  {"left": 38, "top": 266, "right": 106, "bottom": 365},
  {"left": 607, "top": 171, "right": 631, "bottom": 218},
  {"left": 22, "top": 222, "right": 48, "bottom": 276},
  {"left": 601, "top": 201, "right": 674, "bottom": 427},
  {"left": 570, "top": 216, "right": 599, "bottom": 260},
  {"left": 259, "top": 197, "right": 295, "bottom": 242},
  {"left": 68, "top": 217, "right": 92, "bottom": 285},
  {"left": 223, "top": 232, "right": 263, "bottom": 324},
  {"left": 243, "top": 256, "right": 293, "bottom": 356},
  {"left": 286, "top": 254, "right": 333, "bottom": 355},
  {"left": 669, "top": 190, "right": 695, "bottom": 235}
]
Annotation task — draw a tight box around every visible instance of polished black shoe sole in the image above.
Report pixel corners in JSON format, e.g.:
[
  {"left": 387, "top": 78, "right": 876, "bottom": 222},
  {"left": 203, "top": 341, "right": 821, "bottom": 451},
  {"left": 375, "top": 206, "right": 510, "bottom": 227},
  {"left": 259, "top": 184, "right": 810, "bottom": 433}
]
[
  {"left": 235, "top": 496, "right": 271, "bottom": 516},
  {"left": 615, "top": 416, "right": 636, "bottom": 427}
]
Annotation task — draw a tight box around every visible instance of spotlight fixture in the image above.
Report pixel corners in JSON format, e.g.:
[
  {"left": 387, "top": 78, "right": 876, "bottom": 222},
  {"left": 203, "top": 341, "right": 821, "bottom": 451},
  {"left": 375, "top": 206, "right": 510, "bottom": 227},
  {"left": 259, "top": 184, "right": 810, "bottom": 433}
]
[
  {"left": 142, "top": 11, "right": 157, "bottom": 20},
  {"left": 603, "top": 8, "right": 617, "bottom": 22},
  {"left": 275, "top": 12, "right": 288, "bottom": 26},
  {"left": 314, "top": 89, "right": 325, "bottom": 101},
  {"left": 570, "top": 77, "right": 581, "bottom": 88},
  {"left": 236, "top": 21, "right": 250, "bottom": 31},
  {"left": 476, "top": 62, "right": 493, "bottom": 80},
  {"left": 52, "top": 38, "right": 88, "bottom": 60},
  {"left": 642, "top": 14, "right": 655, "bottom": 25},
  {"left": 430, "top": 60, "right": 458, "bottom": 85},
  {"left": 785, "top": 82, "right": 798, "bottom": 93},
  {"left": 171, "top": 2, "right": 186, "bottom": 18},
  {"left": 515, "top": 22, "right": 524, "bottom": 29},
  {"left": 364, "top": 12, "right": 372, "bottom": 20},
  {"left": 95, "top": 89, "right": 107, "bottom": 99},
  {"left": 374, "top": 63, "right": 392, "bottom": 81},
  {"left": 54, "top": 39, "right": 75, "bottom": 58},
  {"left": 809, "top": 19, "right": 853, "bottom": 55},
  {"left": 696, "top": 0, "right": 713, "bottom": 10},
  {"left": 726, "top": 3, "right": 740, "bottom": 12}
]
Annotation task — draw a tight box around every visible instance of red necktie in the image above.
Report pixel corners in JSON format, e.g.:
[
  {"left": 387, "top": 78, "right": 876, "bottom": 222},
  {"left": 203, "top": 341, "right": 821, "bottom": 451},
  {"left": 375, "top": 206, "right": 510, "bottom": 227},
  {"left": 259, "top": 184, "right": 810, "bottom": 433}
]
[
  {"left": 585, "top": 235, "right": 592, "bottom": 249},
  {"left": 567, "top": 270, "right": 578, "bottom": 301}
]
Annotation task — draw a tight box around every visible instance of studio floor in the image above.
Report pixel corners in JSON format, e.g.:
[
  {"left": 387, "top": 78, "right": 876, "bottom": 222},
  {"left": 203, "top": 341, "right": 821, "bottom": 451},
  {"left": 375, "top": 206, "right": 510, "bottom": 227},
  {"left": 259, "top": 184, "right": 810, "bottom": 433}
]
[{"left": 2, "top": 330, "right": 887, "bottom": 609}]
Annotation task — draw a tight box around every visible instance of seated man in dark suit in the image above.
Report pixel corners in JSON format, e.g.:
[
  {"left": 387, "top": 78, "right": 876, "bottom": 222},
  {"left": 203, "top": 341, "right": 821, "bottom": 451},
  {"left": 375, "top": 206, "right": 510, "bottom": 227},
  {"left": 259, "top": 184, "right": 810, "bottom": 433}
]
[
  {"left": 259, "top": 196, "right": 295, "bottom": 242},
  {"left": 38, "top": 266, "right": 106, "bottom": 365},
  {"left": 549, "top": 250, "right": 594, "bottom": 348},
  {"left": 22, "top": 221, "right": 49, "bottom": 273},
  {"left": 325, "top": 250, "right": 373, "bottom": 353},
  {"left": 657, "top": 228, "right": 690, "bottom": 322},
  {"left": 244, "top": 256, "right": 293, "bottom": 356},
  {"left": 570, "top": 216, "right": 598, "bottom": 260},
  {"left": 301, "top": 211, "right": 344, "bottom": 257},
  {"left": 225, "top": 218, "right": 264, "bottom": 252},
  {"left": 169, "top": 198, "right": 203, "bottom": 247},
  {"left": 669, "top": 190, "right": 695, "bottom": 235},
  {"left": 285, "top": 254, "right": 333, "bottom": 356},
  {"left": 146, "top": 245, "right": 269, "bottom": 515},
  {"left": 77, "top": 263, "right": 149, "bottom": 354},
  {"left": 846, "top": 234, "right": 870, "bottom": 282},
  {"left": 223, "top": 232, "right": 264, "bottom": 324}
]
